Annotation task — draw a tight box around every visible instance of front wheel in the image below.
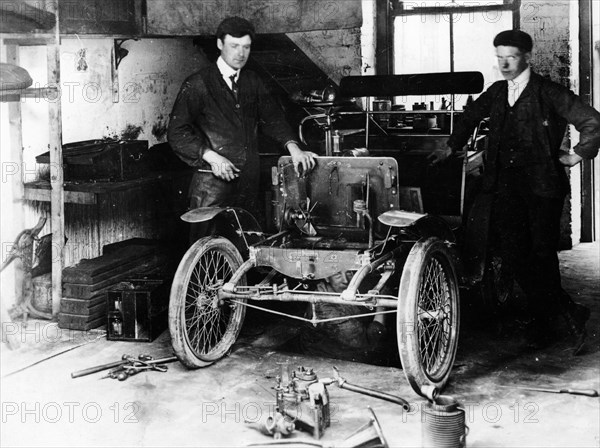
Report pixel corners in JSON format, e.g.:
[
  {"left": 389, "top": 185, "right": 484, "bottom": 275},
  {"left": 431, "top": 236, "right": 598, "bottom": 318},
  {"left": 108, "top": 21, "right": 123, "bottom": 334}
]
[
  {"left": 169, "top": 236, "right": 247, "bottom": 368},
  {"left": 398, "top": 237, "right": 460, "bottom": 396}
]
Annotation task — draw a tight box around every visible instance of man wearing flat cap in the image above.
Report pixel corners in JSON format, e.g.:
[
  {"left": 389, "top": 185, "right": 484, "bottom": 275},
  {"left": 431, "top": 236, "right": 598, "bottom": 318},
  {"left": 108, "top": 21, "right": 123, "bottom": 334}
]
[{"left": 430, "top": 29, "right": 600, "bottom": 354}]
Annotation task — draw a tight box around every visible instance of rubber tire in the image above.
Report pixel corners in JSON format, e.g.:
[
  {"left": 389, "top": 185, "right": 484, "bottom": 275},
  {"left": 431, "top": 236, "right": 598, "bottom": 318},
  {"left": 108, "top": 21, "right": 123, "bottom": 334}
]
[
  {"left": 169, "top": 236, "right": 246, "bottom": 369},
  {"left": 398, "top": 237, "right": 460, "bottom": 397}
]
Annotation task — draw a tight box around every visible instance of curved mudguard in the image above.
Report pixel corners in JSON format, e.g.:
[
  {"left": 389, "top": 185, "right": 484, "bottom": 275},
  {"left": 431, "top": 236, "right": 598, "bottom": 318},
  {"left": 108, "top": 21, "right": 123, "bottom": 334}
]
[
  {"left": 181, "top": 207, "right": 263, "bottom": 259},
  {"left": 378, "top": 210, "right": 456, "bottom": 243},
  {"left": 379, "top": 210, "right": 462, "bottom": 281}
]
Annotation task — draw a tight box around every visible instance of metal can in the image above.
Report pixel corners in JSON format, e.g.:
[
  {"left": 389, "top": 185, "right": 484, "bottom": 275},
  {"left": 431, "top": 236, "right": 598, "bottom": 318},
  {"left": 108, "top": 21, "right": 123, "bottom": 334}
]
[{"left": 372, "top": 99, "right": 392, "bottom": 127}]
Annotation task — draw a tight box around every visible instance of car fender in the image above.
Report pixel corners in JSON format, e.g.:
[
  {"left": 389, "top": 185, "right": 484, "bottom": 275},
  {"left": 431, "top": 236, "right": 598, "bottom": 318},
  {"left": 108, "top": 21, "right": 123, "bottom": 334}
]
[{"left": 181, "top": 207, "right": 263, "bottom": 259}]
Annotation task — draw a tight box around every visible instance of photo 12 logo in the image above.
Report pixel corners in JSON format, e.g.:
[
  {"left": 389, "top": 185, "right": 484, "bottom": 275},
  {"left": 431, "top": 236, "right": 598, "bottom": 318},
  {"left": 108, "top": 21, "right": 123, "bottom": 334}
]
[{"left": 1, "top": 401, "right": 141, "bottom": 424}]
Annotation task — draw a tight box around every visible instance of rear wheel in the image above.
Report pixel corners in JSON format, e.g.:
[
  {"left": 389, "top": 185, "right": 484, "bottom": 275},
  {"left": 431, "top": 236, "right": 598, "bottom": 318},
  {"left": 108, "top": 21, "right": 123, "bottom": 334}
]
[
  {"left": 169, "top": 237, "right": 246, "bottom": 368},
  {"left": 398, "top": 237, "right": 460, "bottom": 396}
]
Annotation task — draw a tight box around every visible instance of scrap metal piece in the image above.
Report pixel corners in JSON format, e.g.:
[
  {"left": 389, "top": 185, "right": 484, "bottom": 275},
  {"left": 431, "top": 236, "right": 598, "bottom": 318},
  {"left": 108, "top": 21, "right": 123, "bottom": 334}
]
[
  {"left": 246, "top": 407, "right": 388, "bottom": 448},
  {"left": 247, "top": 412, "right": 296, "bottom": 439}
]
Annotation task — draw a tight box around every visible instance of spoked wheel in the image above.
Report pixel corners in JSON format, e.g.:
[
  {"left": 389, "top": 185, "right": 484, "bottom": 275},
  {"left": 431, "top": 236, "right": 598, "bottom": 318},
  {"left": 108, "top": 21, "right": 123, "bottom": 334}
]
[
  {"left": 169, "top": 236, "right": 246, "bottom": 368},
  {"left": 398, "top": 237, "right": 460, "bottom": 396}
]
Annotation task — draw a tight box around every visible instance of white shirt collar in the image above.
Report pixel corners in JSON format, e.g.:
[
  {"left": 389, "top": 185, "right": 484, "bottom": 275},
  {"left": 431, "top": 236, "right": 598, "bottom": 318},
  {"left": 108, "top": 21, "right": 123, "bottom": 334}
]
[{"left": 217, "top": 56, "right": 239, "bottom": 83}]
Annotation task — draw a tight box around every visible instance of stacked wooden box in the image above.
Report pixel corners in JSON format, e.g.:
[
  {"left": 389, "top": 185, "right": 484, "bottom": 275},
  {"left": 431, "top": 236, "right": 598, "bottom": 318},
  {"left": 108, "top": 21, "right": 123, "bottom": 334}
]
[{"left": 58, "top": 240, "right": 173, "bottom": 331}]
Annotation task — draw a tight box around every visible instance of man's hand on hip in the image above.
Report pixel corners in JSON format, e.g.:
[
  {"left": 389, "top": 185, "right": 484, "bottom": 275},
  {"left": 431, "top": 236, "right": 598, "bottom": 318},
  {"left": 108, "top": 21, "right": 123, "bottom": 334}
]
[
  {"left": 559, "top": 151, "right": 583, "bottom": 167},
  {"left": 202, "top": 149, "right": 240, "bottom": 181},
  {"left": 287, "top": 142, "right": 317, "bottom": 176},
  {"left": 428, "top": 146, "right": 453, "bottom": 165}
]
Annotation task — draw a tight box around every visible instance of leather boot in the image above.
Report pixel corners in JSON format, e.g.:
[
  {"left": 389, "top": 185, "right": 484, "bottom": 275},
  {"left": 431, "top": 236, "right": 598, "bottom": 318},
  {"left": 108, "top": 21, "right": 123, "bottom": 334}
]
[{"left": 562, "top": 303, "right": 590, "bottom": 356}]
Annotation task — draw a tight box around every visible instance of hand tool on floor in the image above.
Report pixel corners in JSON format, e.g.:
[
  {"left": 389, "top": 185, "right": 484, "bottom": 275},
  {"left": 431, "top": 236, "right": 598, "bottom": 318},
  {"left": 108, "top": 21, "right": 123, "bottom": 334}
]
[
  {"left": 71, "top": 353, "right": 137, "bottom": 378},
  {"left": 498, "top": 385, "right": 598, "bottom": 397},
  {"left": 115, "top": 360, "right": 171, "bottom": 381},
  {"left": 71, "top": 353, "right": 175, "bottom": 379},
  {"left": 101, "top": 355, "right": 178, "bottom": 381}
]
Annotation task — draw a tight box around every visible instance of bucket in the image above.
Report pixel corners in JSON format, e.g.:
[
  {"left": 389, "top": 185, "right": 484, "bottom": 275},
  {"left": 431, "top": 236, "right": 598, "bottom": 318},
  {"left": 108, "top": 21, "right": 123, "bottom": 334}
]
[{"left": 421, "top": 395, "right": 468, "bottom": 448}]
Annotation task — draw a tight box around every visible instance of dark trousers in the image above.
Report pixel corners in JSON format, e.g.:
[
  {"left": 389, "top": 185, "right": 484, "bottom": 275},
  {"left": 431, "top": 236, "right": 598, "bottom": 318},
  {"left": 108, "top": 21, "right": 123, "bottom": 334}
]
[
  {"left": 187, "top": 156, "right": 260, "bottom": 244},
  {"left": 490, "top": 167, "right": 573, "bottom": 321}
]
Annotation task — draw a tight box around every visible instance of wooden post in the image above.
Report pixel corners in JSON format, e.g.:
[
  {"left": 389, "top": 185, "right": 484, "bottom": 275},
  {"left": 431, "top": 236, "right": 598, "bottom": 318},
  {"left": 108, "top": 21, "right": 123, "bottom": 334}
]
[
  {"left": 579, "top": 0, "right": 595, "bottom": 242},
  {"left": 375, "top": 0, "right": 392, "bottom": 75},
  {"left": 5, "top": 43, "right": 25, "bottom": 335},
  {"left": 47, "top": 3, "right": 64, "bottom": 317}
]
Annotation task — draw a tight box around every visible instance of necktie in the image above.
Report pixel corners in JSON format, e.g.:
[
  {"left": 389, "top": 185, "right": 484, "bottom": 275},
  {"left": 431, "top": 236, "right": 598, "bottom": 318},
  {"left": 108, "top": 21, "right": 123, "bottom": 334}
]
[{"left": 229, "top": 74, "right": 239, "bottom": 101}]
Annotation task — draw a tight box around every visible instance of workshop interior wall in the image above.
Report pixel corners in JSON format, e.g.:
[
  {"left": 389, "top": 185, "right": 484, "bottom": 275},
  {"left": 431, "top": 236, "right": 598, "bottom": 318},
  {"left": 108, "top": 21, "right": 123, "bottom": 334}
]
[
  {"left": 42, "top": 38, "right": 206, "bottom": 148},
  {"left": 146, "top": 0, "right": 363, "bottom": 35},
  {"left": 16, "top": 38, "right": 207, "bottom": 268},
  {"left": 11, "top": 22, "right": 367, "bottom": 268},
  {"left": 520, "top": 1, "right": 572, "bottom": 85},
  {"left": 287, "top": 28, "right": 363, "bottom": 84},
  {"left": 520, "top": 0, "right": 576, "bottom": 249},
  {"left": 2, "top": 0, "right": 582, "bottom": 278}
]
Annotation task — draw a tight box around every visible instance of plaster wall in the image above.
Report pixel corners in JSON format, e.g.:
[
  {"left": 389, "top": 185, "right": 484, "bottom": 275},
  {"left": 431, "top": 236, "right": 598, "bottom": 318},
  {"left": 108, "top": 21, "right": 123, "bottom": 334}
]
[
  {"left": 14, "top": 38, "right": 206, "bottom": 169},
  {"left": 287, "top": 28, "right": 363, "bottom": 84},
  {"left": 520, "top": 1, "right": 572, "bottom": 86},
  {"left": 520, "top": 0, "right": 577, "bottom": 249},
  {"left": 56, "top": 37, "right": 206, "bottom": 146}
]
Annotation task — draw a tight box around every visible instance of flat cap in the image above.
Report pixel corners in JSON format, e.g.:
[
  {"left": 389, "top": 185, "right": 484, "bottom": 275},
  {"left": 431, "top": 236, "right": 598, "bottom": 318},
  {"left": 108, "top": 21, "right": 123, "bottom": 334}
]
[{"left": 493, "top": 30, "right": 533, "bottom": 52}]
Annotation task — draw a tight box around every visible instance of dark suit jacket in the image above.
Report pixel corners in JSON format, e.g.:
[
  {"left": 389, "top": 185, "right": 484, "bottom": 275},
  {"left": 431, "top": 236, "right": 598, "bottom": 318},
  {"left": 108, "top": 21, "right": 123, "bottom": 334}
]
[
  {"left": 168, "top": 63, "right": 297, "bottom": 172},
  {"left": 448, "top": 71, "right": 600, "bottom": 197}
]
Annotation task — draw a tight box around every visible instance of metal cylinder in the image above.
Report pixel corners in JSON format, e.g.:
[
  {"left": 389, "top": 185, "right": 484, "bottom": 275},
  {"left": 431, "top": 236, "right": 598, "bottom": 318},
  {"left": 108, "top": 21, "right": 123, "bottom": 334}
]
[{"left": 421, "top": 395, "right": 467, "bottom": 448}]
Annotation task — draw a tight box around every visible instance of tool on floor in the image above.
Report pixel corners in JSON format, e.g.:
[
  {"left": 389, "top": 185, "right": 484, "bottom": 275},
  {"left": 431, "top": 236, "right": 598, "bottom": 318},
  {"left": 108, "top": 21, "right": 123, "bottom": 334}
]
[
  {"left": 71, "top": 353, "right": 137, "bottom": 378},
  {"left": 320, "top": 366, "right": 412, "bottom": 411},
  {"left": 421, "top": 395, "right": 468, "bottom": 448},
  {"left": 275, "top": 364, "right": 330, "bottom": 439},
  {"left": 104, "top": 358, "right": 171, "bottom": 381},
  {"left": 101, "top": 355, "right": 178, "bottom": 381},
  {"left": 71, "top": 354, "right": 177, "bottom": 379},
  {"left": 498, "top": 385, "right": 598, "bottom": 397},
  {"left": 246, "top": 406, "right": 389, "bottom": 448}
]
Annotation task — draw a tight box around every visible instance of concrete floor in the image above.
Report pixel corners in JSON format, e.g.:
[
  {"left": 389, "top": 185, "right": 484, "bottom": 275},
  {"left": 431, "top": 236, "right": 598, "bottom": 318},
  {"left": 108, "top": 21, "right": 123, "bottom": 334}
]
[{"left": 1, "top": 243, "right": 598, "bottom": 447}]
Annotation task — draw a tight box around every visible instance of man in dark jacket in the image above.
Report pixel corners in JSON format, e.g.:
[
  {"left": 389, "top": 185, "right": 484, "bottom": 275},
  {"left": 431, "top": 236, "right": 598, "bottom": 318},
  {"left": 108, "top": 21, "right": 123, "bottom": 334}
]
[
  {"left": 430, "top": 30, "right": 600, "bottom": 354},
  {"left": 168, "top": 17, "right": 316, "bottom": 238}
]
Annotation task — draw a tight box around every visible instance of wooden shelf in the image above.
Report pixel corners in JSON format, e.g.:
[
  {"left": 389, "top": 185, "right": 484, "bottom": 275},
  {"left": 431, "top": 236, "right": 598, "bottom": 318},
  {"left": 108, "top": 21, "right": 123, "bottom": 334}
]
[
  {"left": 1, "top": 35, "right": 58, "bottom": 45},
  {"left": 0, "top": 87, "right": 59, "bottom": 102},
  {"left": 1, "top": 7, "right": 56, "bottom": 34},
  {"left": 24, "top": 173, "right": 174, "bottom": 205}
]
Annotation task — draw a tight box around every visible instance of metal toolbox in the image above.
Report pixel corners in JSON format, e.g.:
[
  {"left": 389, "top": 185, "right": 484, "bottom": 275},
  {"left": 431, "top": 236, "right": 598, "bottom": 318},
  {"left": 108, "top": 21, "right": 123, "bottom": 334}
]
[
  {"left": 36, "top": 139, "right": 150, "bottom": 181},
  {"left": 106, "top": 278, "right": 169, "bottom": 342}
]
